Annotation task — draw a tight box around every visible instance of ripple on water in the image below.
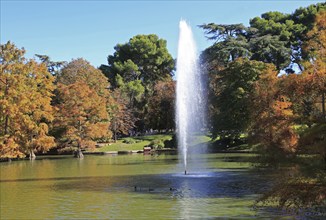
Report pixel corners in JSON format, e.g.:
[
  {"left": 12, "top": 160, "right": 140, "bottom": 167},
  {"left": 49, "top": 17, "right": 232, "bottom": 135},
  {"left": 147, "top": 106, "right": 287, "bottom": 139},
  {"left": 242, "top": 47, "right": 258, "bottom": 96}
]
[{"left": 171, "top": 171, "right": 221, "bottom": 178}]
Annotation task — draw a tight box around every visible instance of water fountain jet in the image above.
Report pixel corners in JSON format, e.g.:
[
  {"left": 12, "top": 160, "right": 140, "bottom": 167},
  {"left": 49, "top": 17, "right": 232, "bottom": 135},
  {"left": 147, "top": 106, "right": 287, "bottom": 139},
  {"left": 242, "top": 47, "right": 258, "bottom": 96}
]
[{"left": 176, "top": 20, "right": 206, "bottom": 175}]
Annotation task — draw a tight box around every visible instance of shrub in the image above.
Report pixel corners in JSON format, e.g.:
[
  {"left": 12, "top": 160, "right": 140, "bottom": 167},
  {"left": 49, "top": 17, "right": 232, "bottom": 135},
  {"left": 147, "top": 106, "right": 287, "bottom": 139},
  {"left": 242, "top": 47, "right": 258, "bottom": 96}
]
[
  {"left": 163, "top": 134, "right": 177, "bottom": 148},
  {"left": 147, "top": 139, "right": 164, "bottom": 150}
]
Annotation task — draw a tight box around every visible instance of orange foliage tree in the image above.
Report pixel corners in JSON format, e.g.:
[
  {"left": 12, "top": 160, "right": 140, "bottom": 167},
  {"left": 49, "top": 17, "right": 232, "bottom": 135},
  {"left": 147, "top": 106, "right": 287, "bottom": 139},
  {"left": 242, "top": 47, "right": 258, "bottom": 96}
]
[
  {"left": 55, "top": 82, "right": 109, "bottom": 156},
  {"left": 278, "top": 9, "right": 326, "bottom": 161},
  {"left": 0, "top": 41, "right": 55, "bottom": 159},
  {"left": 255, "top": 10, "right": 326, "bottom": 210},
  {"left": 54, "top": 59, "right": 111, "bottom": 156},
  {"left": 298, "top": 9, "right": 326, "bottom": 162},
  {"left": 146, "top": 80, "right": 175, "bottom": 131},
  {"left": 249, "top": 65, "right": 298, "bottom": 157},
  {"left": 302, "top": 9, "right": 326, "bottom": 122}
]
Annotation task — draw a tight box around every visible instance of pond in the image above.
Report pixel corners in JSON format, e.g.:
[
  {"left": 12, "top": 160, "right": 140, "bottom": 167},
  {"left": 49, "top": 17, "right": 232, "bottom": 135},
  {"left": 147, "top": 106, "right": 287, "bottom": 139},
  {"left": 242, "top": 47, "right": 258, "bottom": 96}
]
[{"left": 0, "top": 153, "right": 294, "bottom": 219}]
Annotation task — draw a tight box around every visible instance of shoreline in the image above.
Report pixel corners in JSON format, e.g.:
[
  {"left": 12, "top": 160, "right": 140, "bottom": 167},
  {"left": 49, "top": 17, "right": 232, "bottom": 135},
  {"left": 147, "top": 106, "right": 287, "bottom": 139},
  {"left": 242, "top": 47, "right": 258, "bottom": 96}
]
[{"left": 0, "top": 149, "right": 258, "bottom": 162}]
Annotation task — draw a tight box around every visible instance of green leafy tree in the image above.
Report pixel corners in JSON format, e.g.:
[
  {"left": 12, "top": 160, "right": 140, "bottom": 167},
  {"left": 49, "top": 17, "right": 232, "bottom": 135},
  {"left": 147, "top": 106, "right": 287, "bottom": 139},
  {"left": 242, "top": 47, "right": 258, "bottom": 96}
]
[
  {"left": 201, "top": 3, "right": 325, "bottom": 72},
  {"left": 115, "top": 74, "right": 145, "bottom": 108},
  {"left": 200, "top": 24, "right": 251, "bottom": 69},
  {"left": 35, "top": 54, "right": 66, "bottom": 75},
  {"left": 250, "top": 3, "right": 325, "bottom": 71},
  {"left": 101, "top": 34, "right": 174, "bottom": 87},
  {"left": 100, "top": 34, "right": 175, "bottom": 132},
  {"left": 208, "top": 58, "right": 267, "bottom": 140},
  {"left": 249, "top": 35, "right": 291, "bottom": 70}
]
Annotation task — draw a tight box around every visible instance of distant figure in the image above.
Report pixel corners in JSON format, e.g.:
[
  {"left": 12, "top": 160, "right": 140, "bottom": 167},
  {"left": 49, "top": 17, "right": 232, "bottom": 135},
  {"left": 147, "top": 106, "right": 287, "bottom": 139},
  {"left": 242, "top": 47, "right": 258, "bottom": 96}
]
[{"left": 184, "top": 170, "right": 187, "bottom": 175}]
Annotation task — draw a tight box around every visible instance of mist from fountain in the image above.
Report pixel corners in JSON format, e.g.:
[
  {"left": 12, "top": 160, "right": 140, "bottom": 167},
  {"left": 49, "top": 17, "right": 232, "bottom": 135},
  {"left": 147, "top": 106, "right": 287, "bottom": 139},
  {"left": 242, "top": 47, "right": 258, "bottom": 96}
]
[{"left": 176, "top": 20, "right": 206, "bottom": 175}]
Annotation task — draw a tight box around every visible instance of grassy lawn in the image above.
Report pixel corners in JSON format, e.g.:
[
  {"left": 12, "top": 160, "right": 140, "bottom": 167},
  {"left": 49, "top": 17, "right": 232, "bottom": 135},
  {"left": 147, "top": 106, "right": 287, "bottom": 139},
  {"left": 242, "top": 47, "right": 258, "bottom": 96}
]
[
  {"left": 94, "top": 134, "right": 173, "bottom": 152},
  {"left": 93, "top": 133, "right": 255, "bottom": 153},
  {"left": 191, "top": 134, "right": 212, "bottom": 146}
]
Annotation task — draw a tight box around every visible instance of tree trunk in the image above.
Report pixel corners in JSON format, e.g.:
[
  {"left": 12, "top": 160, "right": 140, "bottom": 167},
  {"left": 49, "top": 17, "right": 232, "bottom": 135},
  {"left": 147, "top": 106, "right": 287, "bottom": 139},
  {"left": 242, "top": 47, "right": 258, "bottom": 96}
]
[
  {"left": 298, "top": 63, "right": 304, "bottom": 72},
  {"left": 322, "top": 92, "right": 325, "bottom": 122},
  {"left": 74, "top": 148, "right": 84, "bottom": 158},
  {"left": 29, "top": 149, "right": 36, "bottom": 160},
  {"left": 74, "top": 142, "right": 84, "bottom": 158},
  {"left": 75, "top": 122, "right": 84, "bottom": 158},
  {"left": 114, "top": 119, "right": 117, "bottom": 143},
  {"left": 29, "top": 133, "right": 36, "bottom": 159},
  {"left": 4, "top": 82, "right": 9, "bottom": 135},
  {"left": 4, "top": 115, "right": 9, "bottom": 135}
]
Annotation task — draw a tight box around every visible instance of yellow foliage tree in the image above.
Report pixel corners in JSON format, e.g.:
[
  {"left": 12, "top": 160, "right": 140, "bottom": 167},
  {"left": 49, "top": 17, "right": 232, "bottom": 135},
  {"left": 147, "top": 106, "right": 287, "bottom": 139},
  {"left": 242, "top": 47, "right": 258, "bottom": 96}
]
[
  {"left": 55, "top": 81, "right": 109, "bottom": 157},
  {"left": 0, "top": 41, "right": 55, "bottom": 159}
]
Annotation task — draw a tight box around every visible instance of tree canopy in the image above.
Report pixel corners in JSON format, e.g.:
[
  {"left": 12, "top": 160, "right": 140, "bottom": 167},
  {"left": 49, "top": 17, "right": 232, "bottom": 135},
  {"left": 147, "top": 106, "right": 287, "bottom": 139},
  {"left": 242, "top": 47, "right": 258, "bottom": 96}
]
[
  {"left": 0, "top": 42, "right": 55, "bottom": 158},
  {"left": 53, "top": 59, "right": 112, "bottom": 155},
  {"left": 200, "top": 2, "right": 325, "bottom": 72},
  {"left": 100, "top": 34, "right": 175, "bottom": 88},
  {"left": 99, "top": 34, "right": 175, "bottom": 132}
]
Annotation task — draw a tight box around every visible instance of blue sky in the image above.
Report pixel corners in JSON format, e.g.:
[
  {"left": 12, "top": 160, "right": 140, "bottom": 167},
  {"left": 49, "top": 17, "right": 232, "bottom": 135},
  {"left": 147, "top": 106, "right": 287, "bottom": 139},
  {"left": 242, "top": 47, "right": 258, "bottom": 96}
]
[{"left": 1, "top": 0, "right": 324, "bottom": 67}]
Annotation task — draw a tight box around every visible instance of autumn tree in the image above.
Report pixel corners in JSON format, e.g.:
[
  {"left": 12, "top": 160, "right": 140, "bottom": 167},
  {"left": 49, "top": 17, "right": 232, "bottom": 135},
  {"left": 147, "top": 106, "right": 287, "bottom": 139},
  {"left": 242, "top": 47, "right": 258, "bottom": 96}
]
[
  {"left": 276, "top": 9, "right": 326, "bottom": 162},
  {"left": 54, "top": 59, "right": 112, "bottom": 157},
  {"left": 146, "top": 80, "right": 175, "bottom": 131},
  {"left": 249, "top": 66, "right": 298, "bottom": 158},
  {"left": 249, "top": 9, "right": 326, "bottom": 211},
  {"left": 0, "top": 41, "right": 55, "bottom": 159},
  {"left": 302, "top": 9, "right": 326, "bottom": 122},
  {"left": 56, "top": 58, "right": 109, "bottom": 95},
  {"left": 55, "top": 81, "right": 109, "bottom": 157},
  {"left": 296, "top": 9, "right": 326, "bottom": 163}
]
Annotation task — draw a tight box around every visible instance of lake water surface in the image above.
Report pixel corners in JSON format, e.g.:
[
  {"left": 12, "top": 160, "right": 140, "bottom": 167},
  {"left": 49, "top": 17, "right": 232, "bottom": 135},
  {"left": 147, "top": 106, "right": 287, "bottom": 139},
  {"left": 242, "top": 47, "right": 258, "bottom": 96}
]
[{"left": 1, "top": 153, "right": 295, "bottom": 219}]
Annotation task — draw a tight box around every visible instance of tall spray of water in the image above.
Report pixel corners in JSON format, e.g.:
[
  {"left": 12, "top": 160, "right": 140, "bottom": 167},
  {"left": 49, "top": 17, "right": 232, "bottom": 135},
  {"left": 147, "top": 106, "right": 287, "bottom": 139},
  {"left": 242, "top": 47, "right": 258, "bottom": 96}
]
[{"left": 176, "top": 20, "right": 206, "bottom": 175}]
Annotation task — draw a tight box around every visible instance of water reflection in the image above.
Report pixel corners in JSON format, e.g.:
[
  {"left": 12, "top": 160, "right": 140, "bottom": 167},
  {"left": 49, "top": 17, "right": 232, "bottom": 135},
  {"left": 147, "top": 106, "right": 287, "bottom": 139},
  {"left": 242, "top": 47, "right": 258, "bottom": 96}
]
[{"left": 0, "top": 153, "right": 293, "bottom": 219}]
